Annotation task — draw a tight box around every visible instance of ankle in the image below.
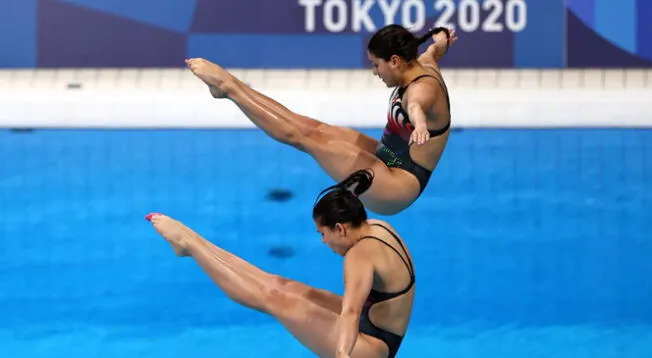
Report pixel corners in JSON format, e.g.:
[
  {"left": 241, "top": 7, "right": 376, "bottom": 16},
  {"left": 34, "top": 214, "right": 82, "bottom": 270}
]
[
  {"left": 218, "top": 77, "right": 238, "bottom": 96},
  {"left": 178, "top": 232, "right": 202, "bottom": 256}
]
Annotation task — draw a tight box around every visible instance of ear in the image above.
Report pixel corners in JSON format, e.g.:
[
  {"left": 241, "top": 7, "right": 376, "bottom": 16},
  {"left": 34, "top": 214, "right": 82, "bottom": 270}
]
[
  {"left": 389, "top": 54, "right": 401, "bottom": 67},
  {"left": 335, "top": 222, "right": 347, "bottom": 237}
]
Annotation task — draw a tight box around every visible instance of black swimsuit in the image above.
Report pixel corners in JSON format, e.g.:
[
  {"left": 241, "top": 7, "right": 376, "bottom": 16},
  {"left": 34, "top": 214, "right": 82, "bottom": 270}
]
[
  {"left": 375, "top": 73, "right": 451, "bottom": 194},
  {"left": 358, "top": 223, "right": 416, "bottom": 358}
]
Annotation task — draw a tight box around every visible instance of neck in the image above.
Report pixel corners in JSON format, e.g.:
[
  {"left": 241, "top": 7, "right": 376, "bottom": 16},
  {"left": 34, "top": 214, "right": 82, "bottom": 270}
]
[
  {"left": 398, "top": 62, "right": 426, "bottom": 88},
  {"left": 350, "top": 221, "right": 372, "bottom": 244}
]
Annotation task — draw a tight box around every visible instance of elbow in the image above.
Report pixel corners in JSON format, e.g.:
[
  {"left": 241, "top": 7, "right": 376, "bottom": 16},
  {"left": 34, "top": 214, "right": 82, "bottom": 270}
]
[{"left": 342, "top": 305, "right": 362, "bottom": 318}]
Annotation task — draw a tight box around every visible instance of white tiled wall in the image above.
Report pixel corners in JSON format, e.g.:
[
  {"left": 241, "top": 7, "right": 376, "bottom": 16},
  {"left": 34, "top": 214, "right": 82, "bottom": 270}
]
[{"left": 0, "top": 68, "right": 650, "bottom": 91}]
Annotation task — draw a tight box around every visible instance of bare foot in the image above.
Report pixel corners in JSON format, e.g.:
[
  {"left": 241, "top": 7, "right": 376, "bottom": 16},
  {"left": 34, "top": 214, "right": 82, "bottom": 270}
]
[
  {"left": 146, "top": 213, "right": 194, "bottom": 257},
  {"left": 208, "top": 84, "right": 227, "bottom": 99},
  {"left": 185, "top": 58, "right": 231, "bottom": 98}
]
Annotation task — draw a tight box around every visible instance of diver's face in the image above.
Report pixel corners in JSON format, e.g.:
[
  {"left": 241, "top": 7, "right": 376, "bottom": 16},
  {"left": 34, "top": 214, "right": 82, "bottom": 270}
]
[
  {"left": 315, "top": 221, "right": 349, "bottom": 256},
  {"left": 368, "top": 51, "right": 400, "bottom": 87}
]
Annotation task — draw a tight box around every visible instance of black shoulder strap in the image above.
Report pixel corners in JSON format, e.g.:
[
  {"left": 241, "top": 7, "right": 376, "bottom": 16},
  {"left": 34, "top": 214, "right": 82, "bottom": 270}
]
[{"left": 369, "top": 223, "right": 414, "bottom": 277}]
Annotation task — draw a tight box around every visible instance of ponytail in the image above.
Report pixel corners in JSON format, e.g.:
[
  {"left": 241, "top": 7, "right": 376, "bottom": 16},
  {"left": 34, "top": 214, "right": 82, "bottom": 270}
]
[
  {"left": 416, "top": 27, "right": 451, "bottom": 52},
  {"left": 336, "top": 169, "right": 375, "bottom": 197},
  {"left": 314, "top": 169, "right": 374, "bottom": 205},
  {"left": 312, "top": 169, "right": 374, "bottom": 228}
]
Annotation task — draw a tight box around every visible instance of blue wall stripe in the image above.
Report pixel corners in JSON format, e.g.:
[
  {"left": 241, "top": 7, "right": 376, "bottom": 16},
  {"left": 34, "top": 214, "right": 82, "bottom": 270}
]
[
  {"left": 0, "top": 0, "right": 37, "bottom": 67},
  {"left": 637, "top": 0, "right": 652, "bottom": 60},
  {"left": 187, "top": 34, "right": 364, "bottom": 68},
  {"left": 595, "top": 0, "right": 636, "bottom": 53},
  {"left": 514, "top": 0, "right": 564, "bottom": 67},
  {"left": 566, "top": 0, "right": 595, "bottom": 28},
  {"left": 59, "top": 0, "right": 194, "bottom": 33}
]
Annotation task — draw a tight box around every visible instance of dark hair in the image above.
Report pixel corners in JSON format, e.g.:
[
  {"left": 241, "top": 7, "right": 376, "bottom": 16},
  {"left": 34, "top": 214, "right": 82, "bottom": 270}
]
[
  {"left": 368, "top": 24, "right": 449, "bottom": 62},
  {"left": 312, "top": 169, "right": 374, "bottom": 229}
]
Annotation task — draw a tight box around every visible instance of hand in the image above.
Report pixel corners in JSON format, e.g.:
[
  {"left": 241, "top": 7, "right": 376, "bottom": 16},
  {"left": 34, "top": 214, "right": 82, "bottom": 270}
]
[
  {"left": 409, "top": 124, "right": 430, "bottom": 146},
  {"left": 433, "top": 28, "right": 458, "bottom": 50}
]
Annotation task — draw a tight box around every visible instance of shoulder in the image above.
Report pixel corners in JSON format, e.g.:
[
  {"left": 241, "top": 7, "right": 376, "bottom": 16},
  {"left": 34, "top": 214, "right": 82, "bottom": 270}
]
[
  {"left": 344, "top": 225, "right": 384, "bottom": 265},
  {"left": 345, "top": 238, "right": 376, "bottom": 262},
  {"left": 422, "top": 63, "right": 441, "bottom": 74},
  {"left": 364, "top": 219, "right": 406, "bottom": 248},
  {"left": 404, "top": 76, "right": 440, "bottom": 106},
  {"left": 366, "top": 218, "right": 383, "bottom": 225},
  {"left": 343, "top": 239, "right": 377, "bottom": 278},
  {"left": 367, "top": 218, "right": 392, "bottom": 229},
  {"left": 365, "top": 219, "right": 408, "bottom": 249}
]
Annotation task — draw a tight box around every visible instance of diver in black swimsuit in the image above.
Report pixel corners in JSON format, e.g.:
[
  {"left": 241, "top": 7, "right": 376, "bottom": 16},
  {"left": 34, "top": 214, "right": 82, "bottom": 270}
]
[
  {"left": 357, "top": 222, "right": 416, "bottom": 358},
  {"left": 146, "top": 169, "right": 416, "bottom": 358}
]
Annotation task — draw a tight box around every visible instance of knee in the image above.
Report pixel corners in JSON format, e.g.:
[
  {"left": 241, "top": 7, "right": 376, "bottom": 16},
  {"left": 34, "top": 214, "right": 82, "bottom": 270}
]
[
  {"left": 262, "top": 275, "right": 297, "bottom": 314},
  {"left": 282, "top": 128, "right": 305, "bottom": 149},
  {"left": 308, "top": 123, "right": 332, "bottom": 139},
  {"left": 269, "top": 275, "right": 293, "bottom": 291},
  {"left": 272, "top": 275, "right": 312, "bottom": 297},
  {"left": 292, "top": 123, "right": 330, "bottom": 151}
]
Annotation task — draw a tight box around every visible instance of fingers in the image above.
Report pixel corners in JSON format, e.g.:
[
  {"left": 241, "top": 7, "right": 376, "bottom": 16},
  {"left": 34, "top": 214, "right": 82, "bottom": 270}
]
[
  {"left": 418, "top": 132, "right": 428, "bottom": 145},
  {"left": 420, "top": 131, "right": 430, "bottom": 145},
  {"left": 410, "top": 131, "right": 431, "bottom": 146},
  {"left": 449, "top": 29, "right": 458, "bottom": 45},
  {"left": 409, "top": 132, "right": 419, "bottom": 146}
]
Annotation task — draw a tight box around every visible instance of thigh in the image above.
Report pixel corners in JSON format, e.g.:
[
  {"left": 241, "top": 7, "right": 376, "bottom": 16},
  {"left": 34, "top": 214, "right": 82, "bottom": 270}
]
[
  {"left": 275, "top": 276, "right": 342, "bottom": 313},
  {"left": 300, "top": 131, "right": 421, "bottom": 215},
  {"left": 275, "top": 295, "right": 388, "bottom": 358},
  {"left": 295, "top": 115, "right": 379, "bottom": 154},
  {"left": 234, "top": 78, "right": 380, "bottom": 154},
  {"left": 316, "top": 122, "right": 380, "bottom": 154}
]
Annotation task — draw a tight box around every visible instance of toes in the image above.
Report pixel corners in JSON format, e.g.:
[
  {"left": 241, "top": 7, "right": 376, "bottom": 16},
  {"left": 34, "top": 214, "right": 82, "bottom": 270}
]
[{"left": 145, "top": 212, "right": 165, "bottom": 223}]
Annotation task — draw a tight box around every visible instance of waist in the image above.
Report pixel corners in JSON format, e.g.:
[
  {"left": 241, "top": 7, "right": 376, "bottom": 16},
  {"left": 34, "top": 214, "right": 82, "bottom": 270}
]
[
  {"left": 377, "top": 132, "right": 438, "bottom": 174},
  {"left": 380, "top": 130, "right": 409, "bottom": 155}
]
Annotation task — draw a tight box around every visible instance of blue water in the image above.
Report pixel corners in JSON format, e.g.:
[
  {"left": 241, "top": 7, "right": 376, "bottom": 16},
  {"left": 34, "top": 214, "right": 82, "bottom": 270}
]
[{"left": 1, "top": 128, "right": 651, "bottom": 357}]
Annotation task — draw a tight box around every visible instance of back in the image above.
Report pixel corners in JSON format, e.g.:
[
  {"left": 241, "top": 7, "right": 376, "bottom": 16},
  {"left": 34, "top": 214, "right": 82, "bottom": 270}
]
[
  {"left": 405, "top": 67, "right": 452, "bottom": 171},
  {"left": 360, "top": 219, "right": 416, "bottom": 337}
]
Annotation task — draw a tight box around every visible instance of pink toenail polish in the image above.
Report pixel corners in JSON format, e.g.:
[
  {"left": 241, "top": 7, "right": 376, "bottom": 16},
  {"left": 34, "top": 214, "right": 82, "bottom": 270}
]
[{"left": 145, "top": 213, "right": 161, "bottom": 221}]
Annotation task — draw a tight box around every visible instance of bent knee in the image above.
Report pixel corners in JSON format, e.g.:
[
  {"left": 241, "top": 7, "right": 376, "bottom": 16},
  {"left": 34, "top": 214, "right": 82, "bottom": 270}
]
[
  {"left": 281, "top": 126, "right": 319, "bottom": 152},
  {"left": 299, "top": 122, "right": 334, "bottom": 142},
  {"left": 262, "top": 275, "right": 300, "bottom": 314},
  {"left": 293, "top": 123, "right": 337, "bottom": 153},
  {"left": 281, "top": 128, "right": 303, "bottom": 148}
]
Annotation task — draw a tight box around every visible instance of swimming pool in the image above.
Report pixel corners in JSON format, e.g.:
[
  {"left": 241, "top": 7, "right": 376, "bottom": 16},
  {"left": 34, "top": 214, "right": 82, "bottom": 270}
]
[{"left": 1, "top": 128, "right": 650, "bottom": 357}]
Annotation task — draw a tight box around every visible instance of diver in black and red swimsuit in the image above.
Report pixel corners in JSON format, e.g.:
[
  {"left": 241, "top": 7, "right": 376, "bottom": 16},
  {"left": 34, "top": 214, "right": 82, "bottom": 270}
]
[
  {"left": 185, "top": 25, "right": 457, "bottom": 215},
  {"left": 375, "top": 68, "right": 452, "bottom": 195}
]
